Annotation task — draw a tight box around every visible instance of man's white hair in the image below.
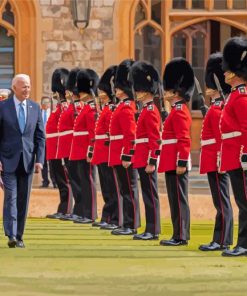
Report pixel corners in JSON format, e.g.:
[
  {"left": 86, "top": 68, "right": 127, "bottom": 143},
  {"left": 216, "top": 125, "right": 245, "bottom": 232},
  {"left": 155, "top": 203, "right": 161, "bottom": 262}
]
[{"left": 12, "top": 74, "right": 31, "bottom": 87}]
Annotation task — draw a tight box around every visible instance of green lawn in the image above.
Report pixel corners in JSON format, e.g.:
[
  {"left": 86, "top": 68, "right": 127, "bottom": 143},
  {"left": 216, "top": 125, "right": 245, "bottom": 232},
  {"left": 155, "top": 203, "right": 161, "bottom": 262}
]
[{"left": 0, "top": 219, "right": 246, "bottom": 296}]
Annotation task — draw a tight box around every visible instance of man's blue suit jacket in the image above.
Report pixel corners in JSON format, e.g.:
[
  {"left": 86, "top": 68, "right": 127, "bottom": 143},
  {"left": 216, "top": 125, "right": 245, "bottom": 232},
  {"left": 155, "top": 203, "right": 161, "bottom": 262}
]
[{"left": 0, "top": 97, "right": 45, "bottom": 173}]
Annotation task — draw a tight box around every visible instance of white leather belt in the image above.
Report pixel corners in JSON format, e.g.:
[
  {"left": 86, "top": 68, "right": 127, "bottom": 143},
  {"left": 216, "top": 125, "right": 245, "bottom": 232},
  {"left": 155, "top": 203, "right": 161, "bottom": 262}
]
[
  {"left": 222, "top": 131, "right": 242, "bottom": 140},
  {"left": 95, "top": 134, "right": 109, "bottom": 140},
  {"left": 110, "top": 135, "right": 124, "bottom": 140},
  {"left": 135, "top": 138, "right": 149, "bottom": 144},
  {"left": 162, "top": 139, "right": 178, "bottom": 145},
  {"left": 46, "top": 132, "right": 59, "bottom": 138},
  {"left": 73, "top": 131, "right": 89, "bottom": 136},
  {"left": 201, "top": 138, "right": 216, "bottom": 146},
  {"left": 59, "top": 130, "right": 73, "bottom": 136}
]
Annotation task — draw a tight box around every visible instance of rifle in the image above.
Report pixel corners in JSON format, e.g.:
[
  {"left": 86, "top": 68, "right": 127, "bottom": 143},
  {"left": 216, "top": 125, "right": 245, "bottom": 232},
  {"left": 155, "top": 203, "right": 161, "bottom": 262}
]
[
  {"left": 158, "top": 83, "right": 168, "bottom": 122},
  {"left": 90, "top": 89, "right": 99, "bottom": 120},
  {"left": 194, "top": 77, "right": 208, "bottom": 118},
  {"left": 213, "top": 74, "right": 225, "bottom": 101}
]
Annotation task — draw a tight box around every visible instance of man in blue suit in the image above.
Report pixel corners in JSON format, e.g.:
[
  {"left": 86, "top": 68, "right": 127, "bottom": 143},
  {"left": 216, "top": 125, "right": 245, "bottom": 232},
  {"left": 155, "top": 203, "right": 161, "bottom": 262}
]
[{"left": 0, "top": 74, "right": 45, "bottom": 248}]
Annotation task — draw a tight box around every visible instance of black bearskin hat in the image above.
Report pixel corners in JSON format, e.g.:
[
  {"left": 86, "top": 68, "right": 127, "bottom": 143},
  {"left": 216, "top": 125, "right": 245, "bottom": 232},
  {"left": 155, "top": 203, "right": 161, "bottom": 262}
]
[
  {"left": 205, "top": 53, "right": 231, "bottom": 95},
  {"left": 98, "top": 65, "right": 117, "bottom": 101},
  {"left": 115, "top": 59, "right": 135, "bottom": 99},
  {"left": 129, "top": 61, "right": 161, "bottom": 95},
  {"left": 66, "top": 67, "right": 81, "bottom": 95},
  {"left": 222, "top": 36, "right": 247, "bottom": 80},
  {"left": 163, "top": 58, "right": 195, "bottom": 102},
  {"left": 51, "top": 68, "right": 69, "bottom": 96},
  {"left": 77, "top": 68, "right": 99, "bottom": 96}
]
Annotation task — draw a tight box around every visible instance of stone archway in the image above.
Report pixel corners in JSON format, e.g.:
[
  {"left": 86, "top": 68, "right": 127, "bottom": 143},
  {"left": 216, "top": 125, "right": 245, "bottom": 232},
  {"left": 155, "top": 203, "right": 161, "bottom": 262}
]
[{"left": 0, "top": 0, "right": 41, "bottom": 100}]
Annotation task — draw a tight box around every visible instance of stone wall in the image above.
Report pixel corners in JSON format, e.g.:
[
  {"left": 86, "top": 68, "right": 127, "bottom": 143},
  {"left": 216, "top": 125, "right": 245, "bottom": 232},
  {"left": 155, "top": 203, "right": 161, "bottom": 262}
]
[{"left": 39, "top": 0, "right": 116, "bottom": 95}]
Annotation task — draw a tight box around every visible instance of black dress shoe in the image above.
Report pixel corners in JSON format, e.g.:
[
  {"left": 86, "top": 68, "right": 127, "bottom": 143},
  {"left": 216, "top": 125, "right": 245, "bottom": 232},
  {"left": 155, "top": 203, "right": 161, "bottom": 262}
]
[
  {"left": 222, "top": 246, "right": 247, "bottom": 257},
  {"left": 92, "top": 221, "right": 108, "bottom": 227},
  {"left": 46, "top": 212, "right": 63, "bottom": 219},
  {"left": 8, "top": 236, "right": 17, "bottom": 248},
  {"left": 16, "top": 240, "right": 25, "bottom": 248},
  {"left": 53, "top": 184, "right": 58, "bottom": 189},
  {"left": 133, "top": 232, "right": 159, "bottom": 240},
  {"left": 160, "top": 238, "right": 188, "bottom": 246},
  {"left": 60, "top": 214, "right": 80, "bottom": 221},
  {"left": 111, "top": 227, "right": 137, "bottom": 235},
  {"left": 100, "top": 223, "right": 119, "bottom": 230},
  {"left": 74, "top": 217, "right": 93, "bottom": 224},
  {"left": 199, "top": 241, "right": 229, "bottom": 251}
]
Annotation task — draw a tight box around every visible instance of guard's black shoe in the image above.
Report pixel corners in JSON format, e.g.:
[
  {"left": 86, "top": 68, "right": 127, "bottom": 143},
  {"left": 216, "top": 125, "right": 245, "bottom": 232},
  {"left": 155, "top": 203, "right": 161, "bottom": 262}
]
[
  {"left": 160, "top": 238, "right": 188, "bottom": 246},
  {"left": 16, "top": 240, "right": 25, "bottom": 248},
  {"left": 60, "top": 214, "right": 80, "bottom": 221},
  {"left": 133, "top": 232, "right": 159, "bottom": 240},
  {"left": 8, "top": 236, "right": 17, "bottom": 248},
  {"left": 39, "top": 183, "right": 49, "bottom": 188},
  {"left": 53, "top": 184, "right": 58, "bottom": 189},
  {"left": 46, "top": 212, "right": 63, "bottom": 219},
  {"left": 92, "top": 221, "right": 108, "bottom": 227},
  {"left": 74, "top": 217, "right": 93, "bottom": 224},
  {"left": 199, "top": 241, "right": 229, "bottom": 251},
  {"left": 100, "top": 223, "right": 119, "bottom": 230},
  {"left": 222, "top": 246, "right": 247, "bottom": 257},
  {"left": 111, "top": 227, "right": 137, "bottom": 235}
]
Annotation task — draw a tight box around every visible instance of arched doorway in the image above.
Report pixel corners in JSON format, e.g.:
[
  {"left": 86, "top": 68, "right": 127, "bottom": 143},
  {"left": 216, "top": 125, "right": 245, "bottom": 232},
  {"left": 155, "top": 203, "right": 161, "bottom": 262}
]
[{"left": 0, "top": 0, "right": 40, "bottom": 100}]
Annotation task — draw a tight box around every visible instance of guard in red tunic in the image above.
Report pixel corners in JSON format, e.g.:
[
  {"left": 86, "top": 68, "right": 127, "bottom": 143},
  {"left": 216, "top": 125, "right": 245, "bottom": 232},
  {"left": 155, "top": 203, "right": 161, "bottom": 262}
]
[
  {"left": 199, "top": 53, "right": 233, "bottom": 251},
  {"left": 69, "top": 68, "right": 99, "bottom": 224},
  {"left": 109, "top": 59, "right": 140, "bottom": 236},
  {"left": 57, "top": 68, "right": 84, "bottom": 222},
  {"left": 46, "top": 68, "right": 73, "bottom": 219},
  {"left": 129, "top": 61, "right": 161, "bottom": 240},
  {"left": 91, "top": 65, "right": 121, "bottom": 230},
  {"left": 220, "top": 37, "right": 247, "bottom": 257},
  {"left": 158, "top": 58, "right": 193, "bottom": 246}
]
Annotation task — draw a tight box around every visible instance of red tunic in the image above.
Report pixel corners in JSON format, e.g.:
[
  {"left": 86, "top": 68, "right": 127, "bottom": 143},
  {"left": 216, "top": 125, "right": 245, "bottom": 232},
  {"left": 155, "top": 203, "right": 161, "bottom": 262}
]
[
  {"left": 158, "top": 101, "right": 192, "bottom": 172},
  {"left": 56, "top": 102, "right": 83, "bottom": 159},
  {"left": 91, "top": 103, "right": 114, "bottom": 165},
  {"left": 46, "top": 104, "right": 61, "bottom": 160},
  {"left": 199, "top": 99, "right": 223, "bottom": 174},
  {"left": 132, "top": 102, "right": 161, "bottom": 169},
  {"left": 108, "top": 99, "right": 136, "bottom": 166},
  {"left": 220, "top": 85, "right": 247, "bottom": 172},
  {"left": 69, "top": 101, "right": 97, "bottom": 161}
]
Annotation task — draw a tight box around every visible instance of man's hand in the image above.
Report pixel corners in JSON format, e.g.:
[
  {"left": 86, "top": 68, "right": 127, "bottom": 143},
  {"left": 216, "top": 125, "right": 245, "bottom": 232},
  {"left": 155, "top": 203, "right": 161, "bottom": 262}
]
[
  {"left": 122, "top": 161, "right": 131, "bottom": 169},
  {"left": 145, "top": 164, "right": 155, "bottom": 174},
  {"left": 34, "top": 163, "right": 43, "bottom": 174},
  {"left": 176, "top": 166, "right": 186, "bottom": 175},
  {"left": 0, "top": 161, "right": 3, "bottom": 172}
]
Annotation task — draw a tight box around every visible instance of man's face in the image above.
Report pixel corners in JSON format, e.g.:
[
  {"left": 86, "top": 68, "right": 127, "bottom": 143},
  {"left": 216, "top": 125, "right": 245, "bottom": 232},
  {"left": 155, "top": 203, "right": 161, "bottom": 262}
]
[{"left": 13, "top": 78, "right": 31, "bottom": 101}]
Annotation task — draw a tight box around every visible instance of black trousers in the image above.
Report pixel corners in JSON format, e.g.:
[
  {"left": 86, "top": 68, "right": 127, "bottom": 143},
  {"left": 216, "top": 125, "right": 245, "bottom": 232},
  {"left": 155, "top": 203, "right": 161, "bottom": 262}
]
[
  {"left": 41, "top": 149, "right": 56, "bottom": 186},
  {"left": 207, "top": 171, "right": 233, "bottom": 245},
  {"left": 98, "top": 163, "right": 119, "bottom": 225},
  {"left": 138, "top": 167, "right": 161, "bottom": 235},
  {"left": 165, "top": 170, "right": 190, "bottom": 240},
  {"left": 71, "top": 160, "right": 97, "bottom": 220},
  {"left": 114, "top": 165, "right": 140, "bottom": 229},
  {"left": 2, "top": 155, "right": 33, "bottom": 239},
  {"left": 228, "top": 168, "right": 247, "bottom": 248},
  {"left": 49, "top": 159, "right": 73, "bottom": 214}
]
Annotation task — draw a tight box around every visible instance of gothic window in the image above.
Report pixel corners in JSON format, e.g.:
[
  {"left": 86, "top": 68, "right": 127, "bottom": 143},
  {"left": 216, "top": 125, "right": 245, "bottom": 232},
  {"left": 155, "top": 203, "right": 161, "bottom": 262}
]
[
  {"left": 135, "top": 25, "right": 161, "bottom": 72},
  {"left": 173, "top": 0, "right": 186, "bottom": 9},
  {"left": 2, "top": 1, "right": 14, "bottom": 25},
  {"left": 0, "top": 26, "right": 14, "bottom": 89},
  {"left": 134, "top": 0, "right": 163, "bottom": 73},
  {"left": 214, "top": 0, "right": 227, "bottom": 9},
  {"left": 0, "top": 1, "right": 15, "bottom": 88}
]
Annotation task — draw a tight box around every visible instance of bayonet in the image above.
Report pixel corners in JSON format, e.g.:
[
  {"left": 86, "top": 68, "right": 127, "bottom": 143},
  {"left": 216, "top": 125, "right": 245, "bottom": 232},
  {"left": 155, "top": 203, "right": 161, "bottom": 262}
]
[
  {"left": 213, "top": 73, "right": 225, "bottom": 101},
  {"left": 194, "top": 77, "right": 208, "bottom": 117}
]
